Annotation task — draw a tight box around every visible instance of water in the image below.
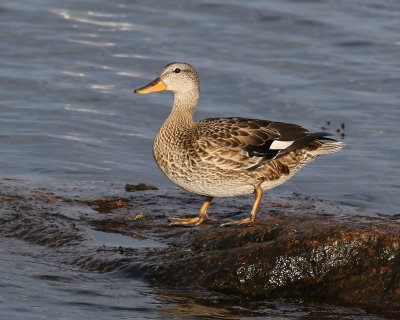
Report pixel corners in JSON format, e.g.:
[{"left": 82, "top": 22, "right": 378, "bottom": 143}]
[{"left": 0, "top": 0, "right": 399, "bottom": 318}]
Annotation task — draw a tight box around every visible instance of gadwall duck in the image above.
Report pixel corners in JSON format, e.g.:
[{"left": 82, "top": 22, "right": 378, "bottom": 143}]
[{"left": 134, "top": 62, "right": 343, "bottom": 227}]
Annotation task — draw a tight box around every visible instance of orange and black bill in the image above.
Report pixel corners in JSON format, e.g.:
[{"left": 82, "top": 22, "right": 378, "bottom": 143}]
[{"left": 134, "top": 77, "right": 167, "bottom": 94}]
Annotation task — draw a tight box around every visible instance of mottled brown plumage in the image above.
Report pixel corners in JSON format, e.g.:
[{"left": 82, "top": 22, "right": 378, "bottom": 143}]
[{"left": 134, "top": 62, "right": 344, "bottom": 227}]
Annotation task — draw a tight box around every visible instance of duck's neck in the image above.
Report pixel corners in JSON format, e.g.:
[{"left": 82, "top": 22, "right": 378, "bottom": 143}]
[
  {"left": 154, "top": 89, "right": 199, "bottom": 155},
  {"left": 165, "top": 89, "right": 199, "bottom": 127}
]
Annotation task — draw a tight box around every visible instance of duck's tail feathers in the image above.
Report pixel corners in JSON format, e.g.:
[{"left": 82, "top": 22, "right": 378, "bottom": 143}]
[{"left": 310, "top": 138, "right": 345, "bottom": 156}]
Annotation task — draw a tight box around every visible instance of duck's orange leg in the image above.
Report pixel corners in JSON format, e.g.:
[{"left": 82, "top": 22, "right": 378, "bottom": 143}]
[
  {"left": 220, "top": 187, "right": 263, "bottom": 227},
  {"left": 169, "top": 196, "right": 213, "bottom": 227}
]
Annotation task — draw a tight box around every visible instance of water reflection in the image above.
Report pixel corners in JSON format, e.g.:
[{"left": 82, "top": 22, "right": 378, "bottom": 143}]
[{"left": 155, "top": 288, "right": 388, "bottom": 319}]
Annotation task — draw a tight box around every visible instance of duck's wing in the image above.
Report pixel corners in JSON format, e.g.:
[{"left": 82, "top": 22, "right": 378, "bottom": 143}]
[{"left": 194, "top": 117, "right": 331, "bottom": 171}]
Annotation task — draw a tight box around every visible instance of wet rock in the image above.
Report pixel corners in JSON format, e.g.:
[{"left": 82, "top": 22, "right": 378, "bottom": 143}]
[
  {"left": 153, "top": 213, "right": 400, "bottom": 312},
  {"left": 125, "top": 183, "right": 158, "bottom": 192},
  {"left": 0, "top": 179, "right": 399, "bottom": 316},
  {"left": 79, "top": 197, "right": 132, "bottom": 213}
]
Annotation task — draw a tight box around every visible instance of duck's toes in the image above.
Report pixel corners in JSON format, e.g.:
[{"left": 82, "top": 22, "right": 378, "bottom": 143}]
[
  {"left": 220, "top": 217, "right": 254, "bottom": 227},
  {"left": 168, "top": 216, "right": 205, "bottom": 227}
]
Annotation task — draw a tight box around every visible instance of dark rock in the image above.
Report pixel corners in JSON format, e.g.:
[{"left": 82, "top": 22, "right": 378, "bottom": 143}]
[
  {"left": 79, "top": 197, "right": 132, "bottom": 213},
  {"left": 125, "top": 183, "right": 158, "bottom": 192},
  {"left": 153, "top": 213, "right": 400, "bottom": 311}
]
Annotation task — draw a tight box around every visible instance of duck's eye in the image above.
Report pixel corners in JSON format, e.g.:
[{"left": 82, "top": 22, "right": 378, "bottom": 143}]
[{"left": 174, "top": 68, "right": 181, "bottom": 73}]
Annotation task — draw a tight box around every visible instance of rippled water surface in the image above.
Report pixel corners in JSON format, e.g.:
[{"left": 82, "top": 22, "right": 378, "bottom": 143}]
[{"left": 1, "top": 0, "right": 399, "bottom": 318}]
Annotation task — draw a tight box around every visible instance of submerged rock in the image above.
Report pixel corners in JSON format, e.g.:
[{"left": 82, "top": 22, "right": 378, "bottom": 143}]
[{"left": 0, "top": 179, "right": 399, "bottom": 316}]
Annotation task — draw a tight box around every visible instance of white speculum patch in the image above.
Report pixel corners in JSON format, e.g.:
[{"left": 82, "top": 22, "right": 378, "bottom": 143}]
[{"left": 269, "top": 140, "right": 294, "bottom": 150}]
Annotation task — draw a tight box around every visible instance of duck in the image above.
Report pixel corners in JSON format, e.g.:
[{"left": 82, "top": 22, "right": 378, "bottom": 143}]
[{"left": 134, "top": 62, "right": 344, "bottom": 227}]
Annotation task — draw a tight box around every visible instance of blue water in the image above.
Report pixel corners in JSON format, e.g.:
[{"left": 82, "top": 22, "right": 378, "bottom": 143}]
[{"left": 0, "top": 0, "right": 399, "bottom": 318}]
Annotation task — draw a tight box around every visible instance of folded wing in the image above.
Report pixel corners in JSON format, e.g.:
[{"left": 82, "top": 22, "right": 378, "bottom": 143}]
[{"left": 194, "top": 117, "right": 332, "bottom": 171}]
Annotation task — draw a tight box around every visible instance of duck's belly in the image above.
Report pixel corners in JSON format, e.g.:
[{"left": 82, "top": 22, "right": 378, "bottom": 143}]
[
  {"left": 166, "top": 171, "right": 256, "bottom": 197},
  {"left": 159, "top": 161, "right": 299, "bottom": 198},
  {"left": 156, "top": 166, "right": 255, "bottom": 197}
]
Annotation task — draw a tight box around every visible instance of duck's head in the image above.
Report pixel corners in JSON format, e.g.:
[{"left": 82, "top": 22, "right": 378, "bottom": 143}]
[{"left": 134, "top": 62, "right": 199, "bottom": 95}]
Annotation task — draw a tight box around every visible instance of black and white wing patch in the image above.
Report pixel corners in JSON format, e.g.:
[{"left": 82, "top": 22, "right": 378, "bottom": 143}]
[
  {"left": 244, "top": 139, "right": 294, "bottom": 160},
  {"left": 244, "top": 139, "right": 294, "bottom": 170}
]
